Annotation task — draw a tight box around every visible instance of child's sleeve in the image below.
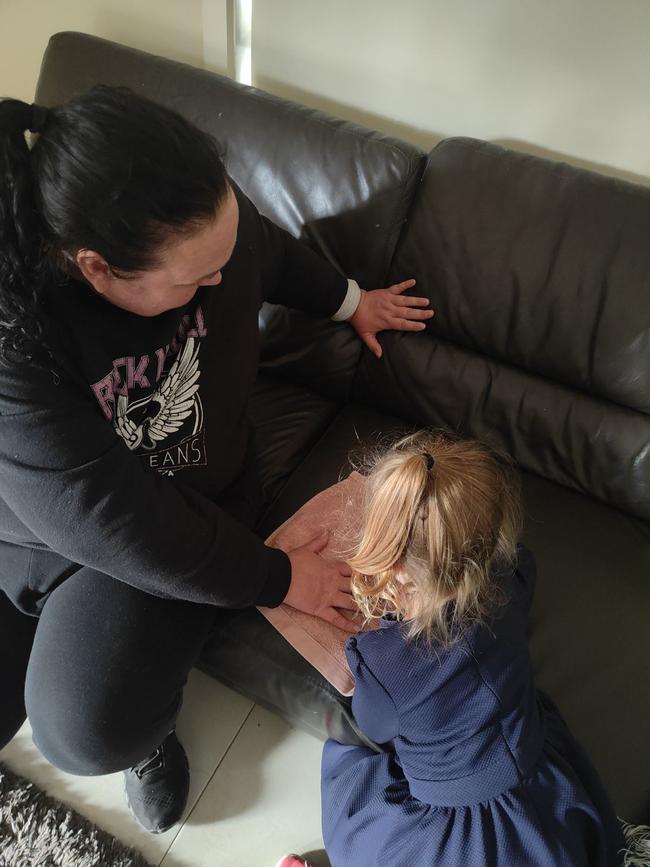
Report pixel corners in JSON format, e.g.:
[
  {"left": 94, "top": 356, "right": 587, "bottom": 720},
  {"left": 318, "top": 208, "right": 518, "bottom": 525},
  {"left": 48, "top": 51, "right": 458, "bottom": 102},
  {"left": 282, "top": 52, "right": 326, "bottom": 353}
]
[{"left": 346, "top": 636, "right": 399, "bottom": 744}]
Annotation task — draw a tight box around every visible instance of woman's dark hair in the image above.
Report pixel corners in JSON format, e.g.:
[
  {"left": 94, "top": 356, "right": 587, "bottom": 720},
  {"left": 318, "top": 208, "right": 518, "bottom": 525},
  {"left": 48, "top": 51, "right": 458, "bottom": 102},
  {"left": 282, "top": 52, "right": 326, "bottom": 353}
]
[{"left": 0, "top": 85, "right": 229, "bottom": 364}]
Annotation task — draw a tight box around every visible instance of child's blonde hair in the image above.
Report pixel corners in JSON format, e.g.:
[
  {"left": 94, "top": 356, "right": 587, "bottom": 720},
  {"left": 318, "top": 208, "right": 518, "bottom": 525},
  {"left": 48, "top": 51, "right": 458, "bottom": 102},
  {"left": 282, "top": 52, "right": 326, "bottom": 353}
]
[{"left": 345, "top": 431, "right": 522, "bottom": 646}]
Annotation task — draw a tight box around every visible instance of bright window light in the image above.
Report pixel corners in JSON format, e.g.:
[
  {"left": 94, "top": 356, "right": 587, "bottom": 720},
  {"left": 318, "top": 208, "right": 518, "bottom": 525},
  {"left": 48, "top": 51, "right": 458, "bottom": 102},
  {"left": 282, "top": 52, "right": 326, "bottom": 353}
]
[{"left": 235, "top": 0, "right": 253, "bottom": 85}]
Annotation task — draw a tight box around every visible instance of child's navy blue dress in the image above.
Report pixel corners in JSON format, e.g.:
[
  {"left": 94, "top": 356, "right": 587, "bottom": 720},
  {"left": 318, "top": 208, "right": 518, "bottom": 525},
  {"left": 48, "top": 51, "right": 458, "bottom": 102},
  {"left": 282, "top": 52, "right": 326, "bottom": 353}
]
[{"left": 321, "top": 546, "right": 624, "bottom": 866}]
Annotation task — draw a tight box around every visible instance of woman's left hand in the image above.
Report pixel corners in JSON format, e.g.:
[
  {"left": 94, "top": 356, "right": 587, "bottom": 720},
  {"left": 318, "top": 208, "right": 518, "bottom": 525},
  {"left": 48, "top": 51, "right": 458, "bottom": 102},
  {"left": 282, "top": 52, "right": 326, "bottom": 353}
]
[{"left": 349, "top": 278, "right": 434, "bottom": 359}]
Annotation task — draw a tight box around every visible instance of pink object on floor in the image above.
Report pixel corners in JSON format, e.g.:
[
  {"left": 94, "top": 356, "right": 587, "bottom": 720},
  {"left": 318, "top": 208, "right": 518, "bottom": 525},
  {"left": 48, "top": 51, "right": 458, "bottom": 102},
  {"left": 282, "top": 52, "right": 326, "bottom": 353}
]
[
  {"left": 274, "top": 856, "right": 314, "bottom": 867},
  {"left": 259, "top": 471, "right": 374, "bottom": 696}
]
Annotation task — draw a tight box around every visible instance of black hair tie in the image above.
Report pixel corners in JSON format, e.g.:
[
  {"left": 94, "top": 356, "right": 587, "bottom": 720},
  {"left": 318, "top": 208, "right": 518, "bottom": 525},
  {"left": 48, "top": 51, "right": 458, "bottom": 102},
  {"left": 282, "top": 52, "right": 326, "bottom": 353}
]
[
  {"left": 422, "top": 452, "right": 434, "bottom": 471},
  {"left": 29, "top": 103, "right": 50, "bottom": 134}
]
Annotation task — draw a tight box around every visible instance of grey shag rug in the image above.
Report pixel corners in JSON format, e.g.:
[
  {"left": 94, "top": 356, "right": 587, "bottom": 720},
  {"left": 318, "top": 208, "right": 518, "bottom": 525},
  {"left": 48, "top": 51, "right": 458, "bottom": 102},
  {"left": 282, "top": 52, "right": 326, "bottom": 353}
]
[{"left": 0, "top": 763, "right": 152, "bottom": 867}]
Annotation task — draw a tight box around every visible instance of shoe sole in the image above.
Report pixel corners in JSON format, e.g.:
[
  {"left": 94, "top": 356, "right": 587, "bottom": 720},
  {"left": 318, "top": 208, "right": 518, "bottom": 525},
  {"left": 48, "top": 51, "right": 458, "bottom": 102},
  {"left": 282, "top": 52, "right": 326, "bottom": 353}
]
[{"left": 124, "top": 789, "right": 168, "bottom": 835}]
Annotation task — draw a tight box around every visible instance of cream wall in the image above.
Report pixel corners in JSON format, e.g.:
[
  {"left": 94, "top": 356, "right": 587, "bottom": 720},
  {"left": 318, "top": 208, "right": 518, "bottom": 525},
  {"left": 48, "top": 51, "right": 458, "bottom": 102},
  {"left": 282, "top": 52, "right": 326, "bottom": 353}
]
[
  {"left": 0, "top": 0, "right": 229, "bottom": 104},
  {"left": 253, "top": 0, "right": 650, "bottom": 185},
  {"left": 1, "top": 1, "right": 648, "bottom": 185}
]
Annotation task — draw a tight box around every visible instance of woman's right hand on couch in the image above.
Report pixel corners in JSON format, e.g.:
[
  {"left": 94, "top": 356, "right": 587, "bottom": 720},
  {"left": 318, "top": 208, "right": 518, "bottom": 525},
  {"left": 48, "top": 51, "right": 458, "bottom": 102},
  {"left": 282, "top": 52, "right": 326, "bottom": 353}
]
[{"left": 284, "top": 530, "right": 359, "bottom": 632}]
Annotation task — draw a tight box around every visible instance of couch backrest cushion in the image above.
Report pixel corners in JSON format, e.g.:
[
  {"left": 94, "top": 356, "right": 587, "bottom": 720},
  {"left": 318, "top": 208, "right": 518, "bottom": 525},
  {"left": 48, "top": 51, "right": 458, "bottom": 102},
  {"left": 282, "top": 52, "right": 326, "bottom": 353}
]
[
  {"left": 36, "top": 31, "right": 425, "bottom": 400},
  {"left": 387, "top": 138, "right": 650, "bottom": 412},
  {"left": 352, "top": 138, "right": 650, "bottom": 520}
]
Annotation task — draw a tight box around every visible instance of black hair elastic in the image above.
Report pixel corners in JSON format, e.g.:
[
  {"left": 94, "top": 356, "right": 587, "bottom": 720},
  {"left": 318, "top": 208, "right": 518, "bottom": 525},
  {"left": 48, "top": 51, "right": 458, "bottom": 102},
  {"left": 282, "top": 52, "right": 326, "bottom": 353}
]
[
  {"left": 423, "top": 452, "right": 434, "bottom": 471},
  {"left": 29, "top": 104, "right": 50, "bottom": 134}
]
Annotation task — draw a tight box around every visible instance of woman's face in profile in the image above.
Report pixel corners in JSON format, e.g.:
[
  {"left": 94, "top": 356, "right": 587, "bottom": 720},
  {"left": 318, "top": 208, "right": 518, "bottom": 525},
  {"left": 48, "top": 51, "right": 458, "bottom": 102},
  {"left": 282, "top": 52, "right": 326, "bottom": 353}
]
[{"left": 74, "top": 186, "right": 240, "bottom": 317}]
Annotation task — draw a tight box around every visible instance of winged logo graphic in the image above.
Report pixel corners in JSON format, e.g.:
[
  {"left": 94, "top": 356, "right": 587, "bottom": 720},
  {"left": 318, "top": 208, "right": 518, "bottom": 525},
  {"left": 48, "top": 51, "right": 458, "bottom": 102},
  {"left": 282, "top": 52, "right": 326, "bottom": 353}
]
[{"left": 114, "top": 337, "right": 202, "bottom": 452}]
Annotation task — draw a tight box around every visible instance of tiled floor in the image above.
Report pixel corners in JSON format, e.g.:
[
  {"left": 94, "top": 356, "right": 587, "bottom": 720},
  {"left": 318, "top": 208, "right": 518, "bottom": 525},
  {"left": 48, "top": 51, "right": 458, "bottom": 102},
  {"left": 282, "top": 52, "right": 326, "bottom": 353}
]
[{"left": 0, "top": 669, "right": 331, "bottom": 867}]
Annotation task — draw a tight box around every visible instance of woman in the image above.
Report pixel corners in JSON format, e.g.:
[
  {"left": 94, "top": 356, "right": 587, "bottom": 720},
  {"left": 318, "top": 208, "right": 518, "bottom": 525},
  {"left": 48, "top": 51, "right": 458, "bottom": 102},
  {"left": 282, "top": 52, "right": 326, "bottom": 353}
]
[{"left": 0, "top": 85, "right": 433, "bottom": 833}]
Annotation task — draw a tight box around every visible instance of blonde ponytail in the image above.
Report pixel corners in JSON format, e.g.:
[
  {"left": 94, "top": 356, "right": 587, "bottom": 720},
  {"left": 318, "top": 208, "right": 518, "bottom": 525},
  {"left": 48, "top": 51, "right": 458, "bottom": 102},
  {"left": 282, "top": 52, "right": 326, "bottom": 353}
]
[{"left": 343, "top": 432, "right": 522, "bottom": 646}]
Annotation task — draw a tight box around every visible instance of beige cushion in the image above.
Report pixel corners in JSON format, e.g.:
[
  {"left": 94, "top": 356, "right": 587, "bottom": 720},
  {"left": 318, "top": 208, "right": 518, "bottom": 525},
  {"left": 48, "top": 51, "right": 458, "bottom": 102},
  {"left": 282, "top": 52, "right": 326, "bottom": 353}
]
[{"left": 259, "top": 472, "right": 370, "bottom": 695}]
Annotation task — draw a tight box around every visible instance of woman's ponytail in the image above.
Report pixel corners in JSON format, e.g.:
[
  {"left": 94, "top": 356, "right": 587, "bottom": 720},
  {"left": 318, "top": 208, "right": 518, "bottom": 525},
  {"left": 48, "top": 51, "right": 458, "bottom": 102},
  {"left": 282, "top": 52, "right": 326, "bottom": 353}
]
[
  {"left": 0, "top": 99, "right": 51, "bottom": 364},
  {"left": 2, "top": 84, "right": 231, "bottom": 366}
]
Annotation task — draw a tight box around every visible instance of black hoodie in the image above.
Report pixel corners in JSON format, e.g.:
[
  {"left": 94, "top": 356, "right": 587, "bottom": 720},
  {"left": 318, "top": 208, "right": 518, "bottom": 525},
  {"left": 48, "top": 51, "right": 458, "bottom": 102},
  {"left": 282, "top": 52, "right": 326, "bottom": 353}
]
[{"left": 0, "top": 188, "right": 349, "bottom": 611}]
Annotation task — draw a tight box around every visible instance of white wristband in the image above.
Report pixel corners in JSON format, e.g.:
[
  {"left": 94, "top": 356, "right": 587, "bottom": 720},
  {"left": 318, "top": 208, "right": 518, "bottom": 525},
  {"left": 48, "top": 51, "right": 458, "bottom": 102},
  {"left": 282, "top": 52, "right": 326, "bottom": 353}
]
[{"left": 331, "top": 279, "right": 362, "bottom": 321}]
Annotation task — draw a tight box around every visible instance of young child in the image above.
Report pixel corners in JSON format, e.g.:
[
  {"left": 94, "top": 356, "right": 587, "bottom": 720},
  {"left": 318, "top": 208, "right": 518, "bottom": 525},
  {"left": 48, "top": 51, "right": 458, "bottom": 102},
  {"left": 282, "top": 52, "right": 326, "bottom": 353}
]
[{"left": 317, "top": 432, "right": 625, "bottom": 867}]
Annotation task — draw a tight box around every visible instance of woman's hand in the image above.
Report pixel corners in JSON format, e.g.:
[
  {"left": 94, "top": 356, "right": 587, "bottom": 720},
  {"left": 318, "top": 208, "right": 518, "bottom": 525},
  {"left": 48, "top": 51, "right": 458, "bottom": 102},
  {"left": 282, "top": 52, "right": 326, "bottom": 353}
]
[
  {"left": 283, "top": 530, "right": 358, "bottom": 633},
  {"left": 350, "top": 278, "right": 434, "bottom": 359}
]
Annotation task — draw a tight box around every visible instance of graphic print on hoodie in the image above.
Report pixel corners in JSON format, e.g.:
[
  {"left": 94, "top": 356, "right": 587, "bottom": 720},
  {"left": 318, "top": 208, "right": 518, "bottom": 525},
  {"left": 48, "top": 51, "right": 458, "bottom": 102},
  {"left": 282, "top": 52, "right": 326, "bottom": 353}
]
[{"left": 90, "top": 307, "right": 210, "bottom": 477}]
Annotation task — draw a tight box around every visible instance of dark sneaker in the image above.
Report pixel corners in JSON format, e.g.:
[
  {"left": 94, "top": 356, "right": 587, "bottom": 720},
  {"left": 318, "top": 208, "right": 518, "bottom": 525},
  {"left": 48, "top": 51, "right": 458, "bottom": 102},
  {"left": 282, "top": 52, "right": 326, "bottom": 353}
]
[{"left": 123, "top": 731, "right": 190, "bottom": 833}]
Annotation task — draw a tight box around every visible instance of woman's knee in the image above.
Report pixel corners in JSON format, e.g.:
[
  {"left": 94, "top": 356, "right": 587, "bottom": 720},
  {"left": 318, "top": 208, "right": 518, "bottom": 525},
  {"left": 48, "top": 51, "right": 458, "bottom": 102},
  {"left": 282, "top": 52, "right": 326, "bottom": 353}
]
[
  {"left": 22, "top": 565, "right": 191, "bottom": 775},
  {"left": 25, "top": 689, "right": 165, "bottom": 775}
]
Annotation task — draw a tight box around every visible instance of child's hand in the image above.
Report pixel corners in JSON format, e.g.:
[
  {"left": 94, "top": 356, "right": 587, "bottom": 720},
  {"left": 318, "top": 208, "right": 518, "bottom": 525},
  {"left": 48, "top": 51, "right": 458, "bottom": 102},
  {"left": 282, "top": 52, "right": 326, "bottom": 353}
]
[
  {"left": 284, "top": 530, "right": 358, "bottom": 633},
  {"left": 349, "top": 278, "right": 434, "bottom": 359}
]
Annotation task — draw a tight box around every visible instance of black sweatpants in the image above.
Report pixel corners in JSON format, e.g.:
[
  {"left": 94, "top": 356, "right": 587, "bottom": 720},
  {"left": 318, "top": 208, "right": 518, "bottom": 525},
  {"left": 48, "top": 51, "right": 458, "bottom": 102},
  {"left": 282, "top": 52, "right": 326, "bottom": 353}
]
[
  {"left": 0, "top": 560, "right": 217, "bottom": 774},
  {"left": 0, "top": 461, "right": 264, "bottom": 775}
]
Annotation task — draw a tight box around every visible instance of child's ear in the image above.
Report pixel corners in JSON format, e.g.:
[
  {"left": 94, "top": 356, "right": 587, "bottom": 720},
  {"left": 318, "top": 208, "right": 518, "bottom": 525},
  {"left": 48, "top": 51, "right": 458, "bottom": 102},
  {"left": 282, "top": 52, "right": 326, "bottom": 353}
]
[{"left": 393, "top": 563, "right": 409, "bottom": 585}]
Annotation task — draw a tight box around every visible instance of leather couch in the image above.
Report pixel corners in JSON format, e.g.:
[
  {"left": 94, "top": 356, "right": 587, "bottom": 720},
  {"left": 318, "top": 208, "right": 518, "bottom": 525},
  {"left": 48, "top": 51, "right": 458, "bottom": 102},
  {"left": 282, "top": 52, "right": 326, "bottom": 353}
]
[{"left": 36, "top": 31, "right": 650, "bottom": 824}]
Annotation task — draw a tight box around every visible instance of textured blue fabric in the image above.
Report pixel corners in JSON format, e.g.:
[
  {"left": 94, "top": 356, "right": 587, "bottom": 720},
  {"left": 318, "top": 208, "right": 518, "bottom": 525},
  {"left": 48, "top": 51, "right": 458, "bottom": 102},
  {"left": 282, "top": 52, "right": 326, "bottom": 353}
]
[{"left": 321, "top": 545, "right": 624, "bottom": 866}]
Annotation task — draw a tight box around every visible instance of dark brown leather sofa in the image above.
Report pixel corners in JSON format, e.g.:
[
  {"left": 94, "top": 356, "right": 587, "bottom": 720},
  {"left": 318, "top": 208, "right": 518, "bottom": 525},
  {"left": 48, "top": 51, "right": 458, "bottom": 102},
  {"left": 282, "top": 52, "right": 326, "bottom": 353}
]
[{"left": 36, "top": 31, "right": 650, "bottom": 824}]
